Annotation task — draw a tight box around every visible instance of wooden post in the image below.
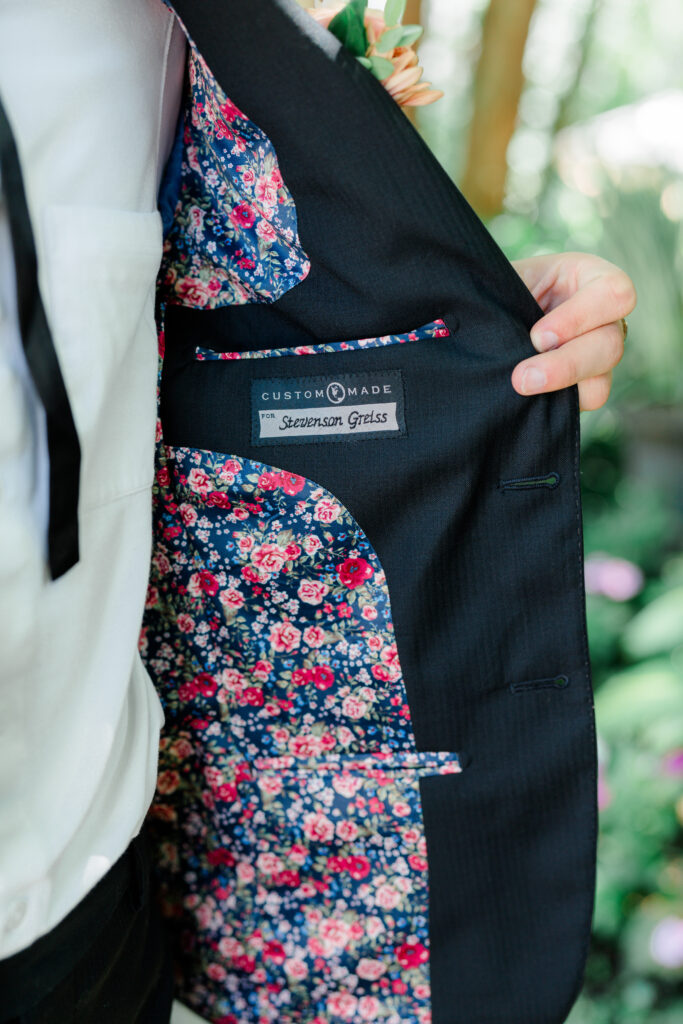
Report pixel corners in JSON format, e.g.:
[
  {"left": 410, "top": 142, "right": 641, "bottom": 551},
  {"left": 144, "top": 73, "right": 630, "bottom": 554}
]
[
  {"left": 404, "top": 0, "right": 423, "bottom": 36},
  {"left": 461, "top": 0, "right": 539, "bottom": 218}
]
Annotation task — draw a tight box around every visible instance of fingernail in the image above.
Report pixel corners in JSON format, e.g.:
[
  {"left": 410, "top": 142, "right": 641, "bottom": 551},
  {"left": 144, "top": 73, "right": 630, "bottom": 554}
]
[
  {"left": 530, "top": 329, "right": 559, "bottom": 351},
  {"left": 520, "top": 367, "right": 547, "bottom": 394}
]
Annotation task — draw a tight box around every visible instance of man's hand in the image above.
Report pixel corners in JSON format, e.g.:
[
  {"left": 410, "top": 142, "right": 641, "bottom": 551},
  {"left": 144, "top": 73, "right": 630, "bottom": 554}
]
[{"left": 511, "top": 252, "right": 636, "bottom": 411}]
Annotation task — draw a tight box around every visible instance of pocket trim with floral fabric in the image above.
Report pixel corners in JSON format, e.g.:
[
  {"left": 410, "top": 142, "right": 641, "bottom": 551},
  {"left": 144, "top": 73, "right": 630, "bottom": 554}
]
[{"left": 195, "top": 317, "right": 450, "bottom": 361}]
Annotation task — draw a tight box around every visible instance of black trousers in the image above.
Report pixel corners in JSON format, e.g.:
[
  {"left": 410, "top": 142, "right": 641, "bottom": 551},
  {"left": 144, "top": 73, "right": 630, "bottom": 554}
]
[{"left": 0, "top": 829, "right": 174, "bottom": 1024}]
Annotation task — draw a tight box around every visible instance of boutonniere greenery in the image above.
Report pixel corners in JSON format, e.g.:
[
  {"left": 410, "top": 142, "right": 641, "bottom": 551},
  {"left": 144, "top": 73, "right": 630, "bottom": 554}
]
[{"left": 308, "top": 0, "right": 443, "bottom": 107}]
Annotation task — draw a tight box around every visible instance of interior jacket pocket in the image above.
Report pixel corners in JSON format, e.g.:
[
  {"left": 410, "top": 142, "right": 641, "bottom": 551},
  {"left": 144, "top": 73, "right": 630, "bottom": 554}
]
[{"left": 195, "top": 317, "right": 450, "bottom": 361}]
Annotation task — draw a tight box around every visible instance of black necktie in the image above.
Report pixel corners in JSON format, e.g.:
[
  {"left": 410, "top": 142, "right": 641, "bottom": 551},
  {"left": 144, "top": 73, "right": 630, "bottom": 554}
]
[{"left": 0, "top": 95, "right": 81, "bottom": 580}]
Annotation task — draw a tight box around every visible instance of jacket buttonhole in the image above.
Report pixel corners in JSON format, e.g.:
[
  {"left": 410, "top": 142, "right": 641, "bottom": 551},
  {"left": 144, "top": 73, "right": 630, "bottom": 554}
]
[
  {"left": 498, "top": 471, "right": 560, "bottom": 492},
  {"left": 509, "top": 674, "right": 569, "bottom": 694}
]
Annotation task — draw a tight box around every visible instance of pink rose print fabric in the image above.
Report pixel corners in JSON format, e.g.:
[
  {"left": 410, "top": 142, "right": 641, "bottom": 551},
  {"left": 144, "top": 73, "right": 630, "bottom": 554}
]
[
  {"left": 141, "top": 440, "right": 461, "bottom": 1023},
  {"left": 160, "top": 39, "right": 310, "bottom": 309}
]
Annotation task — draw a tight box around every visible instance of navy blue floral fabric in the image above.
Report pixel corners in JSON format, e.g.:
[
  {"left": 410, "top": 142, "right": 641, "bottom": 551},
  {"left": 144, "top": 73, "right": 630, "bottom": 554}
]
[
  {"left": 142, "top": 440, "right": 461, "bottom": 1024},
  {"left": 160, "top": 39, "right": 310, "bottom": 308}
]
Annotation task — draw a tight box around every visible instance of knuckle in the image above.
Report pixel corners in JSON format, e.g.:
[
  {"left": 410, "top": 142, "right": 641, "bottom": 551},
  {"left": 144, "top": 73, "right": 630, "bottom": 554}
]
[
  {"left": 581, "top": 375, "right": 611, "bottom": 410},
  {"left": 608, "top": 271, "right": 637, "bottom": 312},
  {"left": 606, "top": 324, "right": 625, "bottom": 366},
  {"left": 561, "top": 351, "right": 580, "bottom": 387},
  {"left": 597, "top": 374, "right": 612, "bottom": 404}
]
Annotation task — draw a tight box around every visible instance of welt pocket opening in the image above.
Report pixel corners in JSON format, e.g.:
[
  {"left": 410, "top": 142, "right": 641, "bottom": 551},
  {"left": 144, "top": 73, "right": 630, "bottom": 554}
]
[
  {"left": 249, "top": 751, "right": 463, "bottom": 776},
  {"left": 193, "top": 316, "right": 451, "bottom": 362}
]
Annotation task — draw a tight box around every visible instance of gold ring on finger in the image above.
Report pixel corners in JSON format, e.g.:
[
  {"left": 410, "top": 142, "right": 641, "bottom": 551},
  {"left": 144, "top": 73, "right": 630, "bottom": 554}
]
[{"left": 619, "top": 317, "right": 628, "bottom": 342}]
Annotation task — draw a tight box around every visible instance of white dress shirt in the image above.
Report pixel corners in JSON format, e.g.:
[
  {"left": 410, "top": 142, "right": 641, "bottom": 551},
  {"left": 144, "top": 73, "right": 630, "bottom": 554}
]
[{"left": 0, "top": 0, "right": 186, "bottom": 958}]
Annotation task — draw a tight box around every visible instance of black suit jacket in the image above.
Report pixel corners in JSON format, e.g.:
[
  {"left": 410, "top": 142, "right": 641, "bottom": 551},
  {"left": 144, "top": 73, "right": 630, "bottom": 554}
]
[{"left": 160, "top": 2, "right": 598, "bottom": 1021}]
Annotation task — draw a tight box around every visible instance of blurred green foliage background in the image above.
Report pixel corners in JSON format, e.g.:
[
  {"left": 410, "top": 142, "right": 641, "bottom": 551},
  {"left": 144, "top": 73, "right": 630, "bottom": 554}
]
[{"left": 415, "top": 0, "right": 683, "bottom": 1019}]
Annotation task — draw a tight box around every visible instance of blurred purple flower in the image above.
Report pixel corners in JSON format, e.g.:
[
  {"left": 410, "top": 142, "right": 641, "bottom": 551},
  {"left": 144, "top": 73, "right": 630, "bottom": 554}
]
[
  {"left": 584, "top": 554, "right": 644, "bottom": 601},
  {"left": 663, "top": 749, "right": 683, "bottom": 777},
  {"left": 597, "top": 760, "right": 612, "bottom": 811},
  {"left": 650, "top": 915, "right": 683, "bottom": 969}
]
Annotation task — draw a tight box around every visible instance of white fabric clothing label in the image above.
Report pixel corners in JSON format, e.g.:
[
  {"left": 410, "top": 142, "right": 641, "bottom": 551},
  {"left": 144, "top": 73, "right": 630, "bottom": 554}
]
[{"left": 251, "top": 370, "right": 406, "bottom": 445}]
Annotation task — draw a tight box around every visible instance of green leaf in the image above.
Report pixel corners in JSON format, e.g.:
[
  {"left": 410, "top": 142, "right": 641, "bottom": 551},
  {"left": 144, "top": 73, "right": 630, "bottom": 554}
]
[
  {"left": 328, "top": 0, "right": 368, "bottom": 57},
  {"left": 622, "top": 585, "right": 683, "bottom": 660},
  {"left": 384, "top": 0, "right": 407, "bottom": 27},
  {"left": 376, "top": 26, "right": 404, "bottom": 52},
  {"left": 398, "top": 24, "right": 423, "bottom": 47},
  {"left": 594, "top": 660, "right": 683, "bottom": 739},
  {"left": 356, "top": 56, "right": 372, "bottom": 69},
  {"left": 368, "top": 55, "right": 395, "bottom": 81}
]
